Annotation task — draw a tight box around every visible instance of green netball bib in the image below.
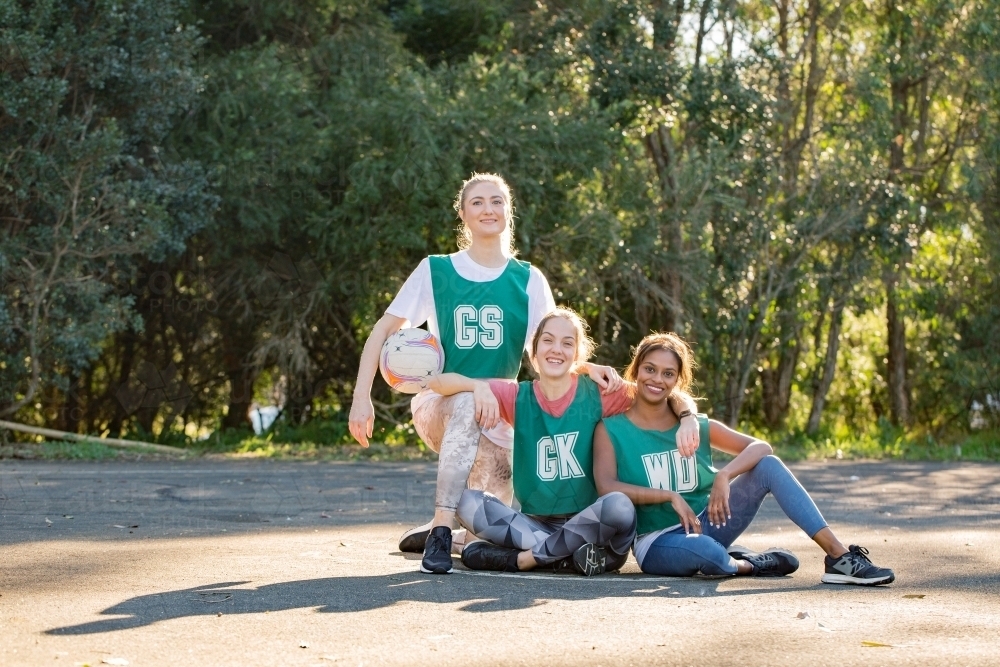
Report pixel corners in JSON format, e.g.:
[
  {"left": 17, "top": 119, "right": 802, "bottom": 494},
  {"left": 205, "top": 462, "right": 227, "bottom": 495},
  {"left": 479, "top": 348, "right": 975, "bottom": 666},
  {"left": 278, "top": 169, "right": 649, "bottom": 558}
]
[
  {"left": 429, "top": 255, "right": 530, "bottom": 379},
  {"left": 604, "top": 413, "right": 716, "bottom": 534},
  {"left": 512, "top": 377, "right": 604, "bottom": 516}
]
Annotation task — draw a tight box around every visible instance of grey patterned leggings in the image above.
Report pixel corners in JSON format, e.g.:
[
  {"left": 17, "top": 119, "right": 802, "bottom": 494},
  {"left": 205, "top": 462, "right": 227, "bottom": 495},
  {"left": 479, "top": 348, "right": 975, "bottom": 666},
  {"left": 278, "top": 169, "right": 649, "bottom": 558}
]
[
  {"left": 412, "top": 393, "right": 513, "bottom": 511},
  {"left": 457, "top": 489, "right": 637, "bottom": 565}
]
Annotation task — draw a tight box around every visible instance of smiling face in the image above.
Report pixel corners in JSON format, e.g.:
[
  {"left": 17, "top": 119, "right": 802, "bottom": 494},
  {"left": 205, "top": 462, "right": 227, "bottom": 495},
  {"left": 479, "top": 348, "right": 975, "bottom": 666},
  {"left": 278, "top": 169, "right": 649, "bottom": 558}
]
[
  {"left": 633, "top": 348, "right": 681, "bottom": 406},
  {"left": 532, "top": 316, "right": 579, "bottom": 380},
  {"left": 458, "top": 181, "right": 509, "bottom": 242}
]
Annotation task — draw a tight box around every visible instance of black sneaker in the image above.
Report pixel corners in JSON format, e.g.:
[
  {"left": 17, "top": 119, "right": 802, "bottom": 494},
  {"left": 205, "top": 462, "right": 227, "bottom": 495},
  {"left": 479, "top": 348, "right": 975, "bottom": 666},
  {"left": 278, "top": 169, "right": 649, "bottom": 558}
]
[
  {"left": 461, "top": 541, "right": 519, "bottom": 572},
  {"left": 572, "top": 543, "right": 607, "bottom": 576},
  {"left": 742, "top": 548, "right": 799, "bottom": 576},
  {"left": 727, "top": 545, "right": 755, "bottom": 561},
  {"left": 398, "top": 522, "right": 432, "bottom": 553},
  {"left": 420, "top": 526, "right": 453, "bottom": 574},
  {"left": 605, "top": 548, "right": 629, "bottom": 573},
  {"left": 532, "top": 557, "right": 573, "bottom": 574},
  {"left": 822, "top": 545, "right": 895, "bottom": 586}
]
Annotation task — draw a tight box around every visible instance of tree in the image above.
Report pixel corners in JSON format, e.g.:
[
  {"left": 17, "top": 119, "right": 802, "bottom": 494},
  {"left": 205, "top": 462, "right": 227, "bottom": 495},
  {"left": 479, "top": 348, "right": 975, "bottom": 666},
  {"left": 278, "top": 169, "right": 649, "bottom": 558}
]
[{"left": 0, "top": 0, "right": 213, "bottom": 425}]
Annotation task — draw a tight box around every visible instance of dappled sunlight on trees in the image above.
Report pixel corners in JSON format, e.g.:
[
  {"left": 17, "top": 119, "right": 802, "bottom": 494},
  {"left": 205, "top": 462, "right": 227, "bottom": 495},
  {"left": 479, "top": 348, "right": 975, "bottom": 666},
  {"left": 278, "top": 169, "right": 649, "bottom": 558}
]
[{"left": 1, "top": 0, "right": 997, "bottom": 453}]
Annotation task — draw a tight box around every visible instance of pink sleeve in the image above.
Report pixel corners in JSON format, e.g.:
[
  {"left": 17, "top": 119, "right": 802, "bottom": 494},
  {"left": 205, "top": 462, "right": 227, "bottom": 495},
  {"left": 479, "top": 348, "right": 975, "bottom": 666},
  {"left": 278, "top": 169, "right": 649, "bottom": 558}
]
[
  {"left": 601, "top": 384, "right": 634, "bottom": 417},
  {"left": 489, "top": 380, "right": 519, "bottom": 425}
]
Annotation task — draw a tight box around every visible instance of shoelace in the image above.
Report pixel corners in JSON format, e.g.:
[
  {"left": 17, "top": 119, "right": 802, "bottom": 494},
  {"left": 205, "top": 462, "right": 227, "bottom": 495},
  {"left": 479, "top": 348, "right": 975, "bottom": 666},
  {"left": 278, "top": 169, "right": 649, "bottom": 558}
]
[
  {"left": 843, "top": 545, "right": 874, "bottom": 575},
  {"left": 426, "top": 533, "right": 448, "bottom": 552},
  {"left": 848, "top": 545, "right": 873, "bottom": 564},
  {"left": 749, "top": 552, "right": 777, "bottom": 572}
]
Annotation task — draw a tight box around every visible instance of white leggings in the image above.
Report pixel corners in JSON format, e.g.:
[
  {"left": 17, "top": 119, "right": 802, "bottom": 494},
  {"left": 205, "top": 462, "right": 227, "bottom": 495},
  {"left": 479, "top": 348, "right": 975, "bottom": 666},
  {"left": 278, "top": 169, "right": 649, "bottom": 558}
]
[{"left": 412, "top": 393, "right": 513, "bottom": 511}]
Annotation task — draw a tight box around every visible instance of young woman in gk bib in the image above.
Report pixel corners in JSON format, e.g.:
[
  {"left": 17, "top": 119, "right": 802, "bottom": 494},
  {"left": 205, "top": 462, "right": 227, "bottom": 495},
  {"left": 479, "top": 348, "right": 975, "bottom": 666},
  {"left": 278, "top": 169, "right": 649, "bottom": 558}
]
[
  {"left": 348, "top": 174, "right": 636, "bottom": 574},
  {"left": 593, "top": 333, "right": 895, "bottom": 585},
  {"left": 428, "top": 309, "right": 699, "bottom": 575}
]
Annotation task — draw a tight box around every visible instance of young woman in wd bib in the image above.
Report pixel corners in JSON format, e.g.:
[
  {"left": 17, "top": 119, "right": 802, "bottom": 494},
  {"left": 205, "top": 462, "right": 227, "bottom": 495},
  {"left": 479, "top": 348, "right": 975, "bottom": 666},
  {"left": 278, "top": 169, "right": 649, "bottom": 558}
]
[{"left": 593, "top": 332, "right": 895, "bottom": 585}]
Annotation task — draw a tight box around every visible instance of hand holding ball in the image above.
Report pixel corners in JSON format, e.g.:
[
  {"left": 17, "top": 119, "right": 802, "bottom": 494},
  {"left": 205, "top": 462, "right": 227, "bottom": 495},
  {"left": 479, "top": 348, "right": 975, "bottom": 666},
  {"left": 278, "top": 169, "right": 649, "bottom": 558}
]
[{"left": 379, "top": 328, "right": 445, "bottom": 394}]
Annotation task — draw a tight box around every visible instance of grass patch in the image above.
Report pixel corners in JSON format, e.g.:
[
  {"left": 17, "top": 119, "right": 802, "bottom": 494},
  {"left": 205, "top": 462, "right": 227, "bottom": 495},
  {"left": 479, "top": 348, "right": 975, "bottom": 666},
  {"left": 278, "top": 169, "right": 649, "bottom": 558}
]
[
  {"left": 0, "top": 440, "right": 182, "bottom": 461},
  {"left": 763, "top": 420, "right": 1000, "bottom": 462},
  {"left": 0, "top": 418, "right": 430, "bottom": 461},
  {"left": 5, "top": 417, "right": 997, "bottom": 463}
]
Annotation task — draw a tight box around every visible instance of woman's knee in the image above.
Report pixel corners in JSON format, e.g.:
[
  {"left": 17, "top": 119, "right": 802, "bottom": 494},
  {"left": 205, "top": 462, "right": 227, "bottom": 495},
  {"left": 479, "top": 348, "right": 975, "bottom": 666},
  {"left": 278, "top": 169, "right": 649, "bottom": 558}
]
[
  {"left": 600, "top": 492, "right": 637, "bottom": 530},
  {"left": 749, "top": 454, "right": 791, "bottom": 482},
  {"left": 445, "top": 392, "right": 477, "bottom": 418}
]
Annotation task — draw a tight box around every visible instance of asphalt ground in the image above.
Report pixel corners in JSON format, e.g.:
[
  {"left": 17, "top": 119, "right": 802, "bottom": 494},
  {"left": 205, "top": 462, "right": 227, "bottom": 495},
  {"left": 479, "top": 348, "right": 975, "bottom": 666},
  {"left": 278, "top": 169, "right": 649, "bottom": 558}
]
[{"left": 1, "top": 459, "right": 999, "bottom": 667}]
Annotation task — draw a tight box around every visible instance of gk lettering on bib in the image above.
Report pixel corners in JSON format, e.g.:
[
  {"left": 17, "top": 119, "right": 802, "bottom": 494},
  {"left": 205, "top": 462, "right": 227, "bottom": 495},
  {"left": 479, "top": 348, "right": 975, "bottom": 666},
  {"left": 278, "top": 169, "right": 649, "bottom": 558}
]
[{"left": 536, "top": 432, "right": 585, "bottom": 481}]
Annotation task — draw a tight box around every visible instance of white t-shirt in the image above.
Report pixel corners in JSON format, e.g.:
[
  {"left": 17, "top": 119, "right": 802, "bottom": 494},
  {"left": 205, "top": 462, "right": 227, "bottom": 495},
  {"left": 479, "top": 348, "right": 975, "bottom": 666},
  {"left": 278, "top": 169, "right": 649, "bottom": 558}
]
[{"left": 386, "top": 250, "right": 555, "bottom": 448}]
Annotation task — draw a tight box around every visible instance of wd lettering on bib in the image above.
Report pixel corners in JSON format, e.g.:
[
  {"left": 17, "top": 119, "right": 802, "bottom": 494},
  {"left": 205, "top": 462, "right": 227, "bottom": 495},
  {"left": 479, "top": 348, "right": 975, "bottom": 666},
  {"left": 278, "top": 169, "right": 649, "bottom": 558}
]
[
  {"left": 429, "top": 256, "right": 529, "bottom": 379},
  {"left": 605, "top": 413, "right": 717, "bottom": 534},
  {"left": 536, "top": 432, "right": 585, "bottom": 481},
  {"left": 641, "top": 451, "right": 699, "bottom": 493},
  {"left": 513, "top": 378, "right": 604, "bottom": 516}
]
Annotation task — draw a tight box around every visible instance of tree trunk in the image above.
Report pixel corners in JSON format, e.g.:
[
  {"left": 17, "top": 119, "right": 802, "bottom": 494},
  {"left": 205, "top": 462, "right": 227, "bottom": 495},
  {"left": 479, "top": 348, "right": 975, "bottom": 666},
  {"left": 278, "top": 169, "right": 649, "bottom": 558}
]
[
  {"left": 693, "top": 0, "right": 713, "bottom": 74},
  {"left": 807, "top": 299, "right": 845, "bottom": 434},
  {"left": 220, "top": 316, "right": 258, "bottom": 430},
  {"left": 884, "top": 270, "right": 910, "bottom": 426},
  {"left": 762, "top": 338, "right": 799, "bottom": 428},
  {"left": 59, "top": 372, "right": 82, "bottom": 434},
  {"left": 883, "top": 4, "right": 912, "bottom": 427},
  {"left": 645, "top": 125, "right": 684, "bottom": 332},
  {"left": 107, "top": 331, "right": 136, "bottom": 436},
  {"left": 722, "top": 321, "right": 764, "bottom": 426}
]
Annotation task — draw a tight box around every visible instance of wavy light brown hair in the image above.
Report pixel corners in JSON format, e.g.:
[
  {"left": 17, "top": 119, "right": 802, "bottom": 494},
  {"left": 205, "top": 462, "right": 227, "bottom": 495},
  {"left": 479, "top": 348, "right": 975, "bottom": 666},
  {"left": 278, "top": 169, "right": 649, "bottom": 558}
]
[
  {"left": 453, "top": 172, "right": 517, "bottom": 257},
  {"left": 623, "top": 332, "right": 696, "bottom": 395},
  {"left": 530, "top": 307, "right": 596, "bottom": 368}
]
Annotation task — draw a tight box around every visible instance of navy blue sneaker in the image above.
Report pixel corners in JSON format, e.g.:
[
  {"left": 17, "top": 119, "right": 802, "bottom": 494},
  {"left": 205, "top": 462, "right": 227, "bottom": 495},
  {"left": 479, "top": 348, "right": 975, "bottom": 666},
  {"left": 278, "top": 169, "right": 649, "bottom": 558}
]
[
  {"left": 822, "top": 545, "right": 894, "bottom": 585},
  {"left": 572, "top": 543, "right": 607, "bottom": 576},
  {"left": 742, "top": 548, "right": 799, "bottom": 576},
  {"left": 420, "top": 526, "right": 453, "bottom": 574}
]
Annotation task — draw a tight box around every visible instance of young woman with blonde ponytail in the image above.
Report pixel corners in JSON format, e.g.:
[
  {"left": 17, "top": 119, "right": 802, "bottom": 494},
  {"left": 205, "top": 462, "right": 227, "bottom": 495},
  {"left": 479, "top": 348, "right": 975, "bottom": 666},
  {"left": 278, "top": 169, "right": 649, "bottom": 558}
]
[{"left": 349, "top": 173, "right": 631, "bottom": 574}]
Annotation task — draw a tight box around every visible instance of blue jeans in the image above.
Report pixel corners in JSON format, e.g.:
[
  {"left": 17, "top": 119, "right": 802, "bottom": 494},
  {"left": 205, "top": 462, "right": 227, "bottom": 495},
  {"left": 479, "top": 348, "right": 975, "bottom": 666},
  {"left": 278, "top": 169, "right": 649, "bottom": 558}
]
[{"left": 638, "top": 456, "right": 829, "bottom": 576}]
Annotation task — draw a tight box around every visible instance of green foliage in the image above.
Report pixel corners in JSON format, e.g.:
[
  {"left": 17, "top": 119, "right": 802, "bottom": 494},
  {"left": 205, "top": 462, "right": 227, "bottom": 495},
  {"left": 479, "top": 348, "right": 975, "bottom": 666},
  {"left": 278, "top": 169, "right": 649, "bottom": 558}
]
[
  {"left": 0, "top": 0, "right": 215, "bottom": 422},
  {"left": 387, "top": 0, "right": 512, "bottom": 66},
  {"left": 1, "top": 0, "right": 997, "bottom": 458}
]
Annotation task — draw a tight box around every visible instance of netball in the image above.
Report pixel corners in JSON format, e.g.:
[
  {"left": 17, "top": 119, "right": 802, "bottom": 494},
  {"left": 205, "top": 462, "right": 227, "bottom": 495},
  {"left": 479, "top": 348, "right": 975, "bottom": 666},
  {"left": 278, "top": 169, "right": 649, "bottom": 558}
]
[{"left": 379, "top": 328, "right": 445, "bottom": 394}]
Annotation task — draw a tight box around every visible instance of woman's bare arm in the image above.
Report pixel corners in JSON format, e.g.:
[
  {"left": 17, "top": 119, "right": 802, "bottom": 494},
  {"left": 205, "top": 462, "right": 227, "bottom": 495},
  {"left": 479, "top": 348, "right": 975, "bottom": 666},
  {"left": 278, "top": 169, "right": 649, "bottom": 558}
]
[
  {"left": 425, "top": 374, "right": 501, "bottom": 430},
  {"left": 348, "top": 313, "right": 406, "bottom": 447}
]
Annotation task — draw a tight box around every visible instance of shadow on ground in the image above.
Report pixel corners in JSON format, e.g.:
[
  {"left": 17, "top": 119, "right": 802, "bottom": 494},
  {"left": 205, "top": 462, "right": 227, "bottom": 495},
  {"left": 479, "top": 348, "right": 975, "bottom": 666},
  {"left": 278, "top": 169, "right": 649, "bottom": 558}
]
[{"left": 46, "top": 572, "right": 814, "bottom": 635}]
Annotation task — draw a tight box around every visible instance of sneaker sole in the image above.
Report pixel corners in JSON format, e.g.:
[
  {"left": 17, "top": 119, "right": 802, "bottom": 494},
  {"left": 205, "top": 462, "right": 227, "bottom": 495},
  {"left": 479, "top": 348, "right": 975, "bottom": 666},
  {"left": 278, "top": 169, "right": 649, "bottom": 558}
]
[
  {"left": 399, "top": 526, "right": 432, "bottom": 553},
  {"left": 572, "top": 544, "right": 606, "bottom": 577},
  {"left": 419, "top": 564, "right": 454, "bottom": 574},
  {"left": 821, "top": 572, "right": 895, "bottom": 586}
]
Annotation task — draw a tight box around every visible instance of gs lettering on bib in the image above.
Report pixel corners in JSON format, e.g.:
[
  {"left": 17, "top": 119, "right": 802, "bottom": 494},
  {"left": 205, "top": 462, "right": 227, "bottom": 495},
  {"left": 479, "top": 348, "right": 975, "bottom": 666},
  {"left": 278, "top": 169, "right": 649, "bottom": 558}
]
[
  {"left": 513, "top": 378, "right": 604, "bottom": 516},
  {"left": 453, "top": 305, "right": 504, "bottom": 349},
  {"left": 429, "top": 256, "right": 529, "bottom": 379}
]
